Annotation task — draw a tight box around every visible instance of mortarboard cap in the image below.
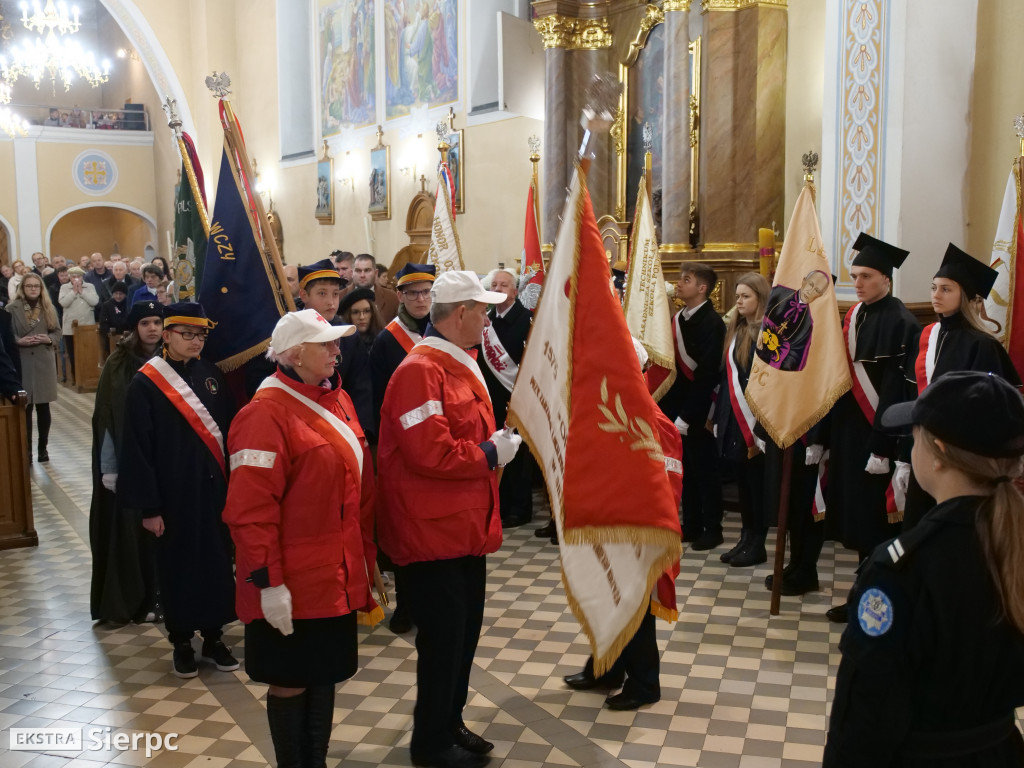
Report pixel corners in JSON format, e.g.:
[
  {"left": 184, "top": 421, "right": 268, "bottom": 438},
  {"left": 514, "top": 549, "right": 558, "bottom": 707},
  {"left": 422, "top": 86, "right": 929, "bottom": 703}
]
[
  {"left": 933, "top": 243, "right": 998, "bottom": 300},
  {"left": 851, "top": 233, "right": 909, "bottom": 278}
]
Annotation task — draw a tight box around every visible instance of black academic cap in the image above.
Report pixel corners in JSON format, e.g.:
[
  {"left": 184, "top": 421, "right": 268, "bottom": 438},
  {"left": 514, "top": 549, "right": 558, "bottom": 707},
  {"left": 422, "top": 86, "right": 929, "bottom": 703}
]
[
  {"left": 882, "top": 371, "right": 1024, "bottom": 458},
  {"left": 933, "top": 243, "right": 998, "bottom": 300},
  {"left": 851, "top": 233, "right": 909, "bottom": 278}
]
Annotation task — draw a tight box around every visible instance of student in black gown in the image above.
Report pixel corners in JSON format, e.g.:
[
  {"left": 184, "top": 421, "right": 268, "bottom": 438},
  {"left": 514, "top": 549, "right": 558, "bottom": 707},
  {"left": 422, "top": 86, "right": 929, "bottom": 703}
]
[
  {"left": 824, "top": 234, "right": 920, "bottom": 623},
  {"left": 825, "top": 371, "right": 1024, "bottom": 767},
  {"left": 897, "top": 243, "right": 1021, "bottom": 528}
]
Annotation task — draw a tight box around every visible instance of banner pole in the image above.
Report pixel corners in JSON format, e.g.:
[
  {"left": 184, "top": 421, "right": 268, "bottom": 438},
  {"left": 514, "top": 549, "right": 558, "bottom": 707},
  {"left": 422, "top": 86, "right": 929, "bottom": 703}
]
[{"left": 769, "top": 444, "right": 794, "bottom": 615}]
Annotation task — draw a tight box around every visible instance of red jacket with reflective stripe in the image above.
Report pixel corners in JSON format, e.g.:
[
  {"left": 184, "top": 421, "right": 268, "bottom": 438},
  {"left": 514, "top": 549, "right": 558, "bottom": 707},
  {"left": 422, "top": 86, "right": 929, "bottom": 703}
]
[
  {"left": 223, "top": 372, "right": 377, "bottom": 622},
  {"left": 376, "top": 345, "right": 502, "bottom": 565}
]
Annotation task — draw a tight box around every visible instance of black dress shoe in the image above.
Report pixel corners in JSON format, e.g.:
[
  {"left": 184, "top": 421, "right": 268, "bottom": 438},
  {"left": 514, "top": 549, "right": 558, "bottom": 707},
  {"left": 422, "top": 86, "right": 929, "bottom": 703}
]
[
  {"left": 729, "top": 540, "right": 767, "bottom": 568},
  {"left": 826, "top": 603, "right": 849, "bottom": 623},
  {"left": 764, "top": 561, "right": 798, "bottom": 589},
  {"left": 37, "top": 449, "right": 49, "bottom": 463},
  {"left": 534, "top": 520, "right": 554, "bottom": 538},
  {"left": 501, "top": 514, "right": 531, "bottom": 529},
  {"left": 719, "top": 531, "right": 750, "bottom": 563},
  {"left": 605, "top": 691, "right": 659, "bottom": 711},
  {"left": 563, "top": 669, "right": 624, "bottom": 691},
  {"left": 410, "top": 745, "right": 488, "bottom": 768},
  {"left": 453, "top": 725, "right": 493, "bottom": 754},
  {"left": 690, "top": 531, "right": 724, "bottom": 551},
  {"left": 779, "top": 574, "right": 819, "bottom": 596},
  {"left": 389, "top": 606, "right": 413, "bottom": 634}
]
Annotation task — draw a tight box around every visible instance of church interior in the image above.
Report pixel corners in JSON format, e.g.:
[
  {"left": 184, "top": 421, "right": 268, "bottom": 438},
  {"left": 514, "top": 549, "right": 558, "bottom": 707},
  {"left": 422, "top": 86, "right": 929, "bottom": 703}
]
[{"left": 1, "top": 0, "right": 1024, "bottom": 766}]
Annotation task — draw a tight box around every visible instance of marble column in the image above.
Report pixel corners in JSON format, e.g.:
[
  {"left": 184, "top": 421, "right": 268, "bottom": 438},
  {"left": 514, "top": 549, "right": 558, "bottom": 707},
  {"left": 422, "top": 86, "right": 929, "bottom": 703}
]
[
  {"left": 661, "top": 1, "right": 692, "bottom": 248},
  {"left": 543, "top": 45, "right": 569, "bottom": 246},
  {"left": 699, "top": 2, "right": 787, "bottom": 303}
]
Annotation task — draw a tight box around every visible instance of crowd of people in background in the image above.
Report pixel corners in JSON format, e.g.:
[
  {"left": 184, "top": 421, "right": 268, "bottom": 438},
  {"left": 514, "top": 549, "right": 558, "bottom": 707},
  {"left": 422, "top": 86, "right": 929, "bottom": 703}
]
[{"left": 2, "top": 231, "right": 1023, "bottom": 768}]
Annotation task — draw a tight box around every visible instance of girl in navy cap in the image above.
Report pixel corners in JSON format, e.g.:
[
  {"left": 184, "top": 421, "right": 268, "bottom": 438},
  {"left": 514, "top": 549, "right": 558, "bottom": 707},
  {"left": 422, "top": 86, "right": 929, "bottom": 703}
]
[
  {"left": 898, "top": 244, "right": 1022, "bottom": 527},
  {"left": 825, "top": 370, "right": 1024, "bottom": 767}
]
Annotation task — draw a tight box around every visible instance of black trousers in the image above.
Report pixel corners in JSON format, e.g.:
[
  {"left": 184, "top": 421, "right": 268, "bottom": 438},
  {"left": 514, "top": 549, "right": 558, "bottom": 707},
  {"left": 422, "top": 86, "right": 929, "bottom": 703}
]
[
  {"left": 681, "top": 428, "right": 723, "bottom": 539},
  {"left": 731, "top": 454, "right": 767, "bottom": 535},
  {"left": 499, "top": 448, "right": 535, "bottom": 522},
  {"left": 787, "top": 459, "right": 825, "bottom": 580},
  {"left": 585, "top": 608, "right": 660, "bottom": 699},
  {"left": 404, "top": 555, "right": 486, "bottom": 757}
]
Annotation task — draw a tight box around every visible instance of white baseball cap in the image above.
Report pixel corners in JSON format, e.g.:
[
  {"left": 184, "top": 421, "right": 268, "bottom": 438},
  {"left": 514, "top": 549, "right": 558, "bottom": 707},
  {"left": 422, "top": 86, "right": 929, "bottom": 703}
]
[
  {"left": 269, "top": 309, "right": 354, "bottom": 354},
  {"left": 431, "top": 270, "right": 507, "bottom": 304}
]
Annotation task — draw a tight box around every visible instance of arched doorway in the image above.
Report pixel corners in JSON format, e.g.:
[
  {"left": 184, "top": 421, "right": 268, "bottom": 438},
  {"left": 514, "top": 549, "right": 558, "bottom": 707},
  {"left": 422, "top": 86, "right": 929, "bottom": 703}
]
[{"left": 48, "top": 205, "right": 157, "bottom": 263}]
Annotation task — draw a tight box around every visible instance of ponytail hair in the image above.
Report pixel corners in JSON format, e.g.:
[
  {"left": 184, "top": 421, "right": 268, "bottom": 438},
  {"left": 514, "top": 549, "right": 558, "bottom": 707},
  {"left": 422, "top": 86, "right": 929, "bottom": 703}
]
[{"left": 917, "top": 427, "right": 1024, "bottom": 633}]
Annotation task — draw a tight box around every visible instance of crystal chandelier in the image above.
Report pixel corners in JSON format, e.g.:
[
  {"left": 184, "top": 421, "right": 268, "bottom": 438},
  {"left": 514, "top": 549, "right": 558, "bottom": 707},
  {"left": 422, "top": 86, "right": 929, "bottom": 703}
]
[
  {"left": 0, "top": 82, "right": 11, "bottom": 103},
  {"left": 1, "top": 29, "right": 109, "bottom": 93},
  {"left": 0, "top": 104, "right": 29, "bottom": 137},
  {"left": 20, "top": 0, "right": 80, "bottom": 36}
]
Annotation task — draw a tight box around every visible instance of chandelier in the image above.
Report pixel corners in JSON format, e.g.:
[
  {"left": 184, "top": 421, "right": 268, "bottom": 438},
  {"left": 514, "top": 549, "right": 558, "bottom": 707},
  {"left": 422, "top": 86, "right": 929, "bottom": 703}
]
[
  {"left": 20, "top": 0, "right": 80, "bottom": 36},
  {"left": 0, "top": 82, "right": 10, "bottom": 103},
  {"left": 1, "top": 30, "right": 109, "bottom": 93},
  {"left": 0, "top": 104, "right": 29, "bottom": 137}
]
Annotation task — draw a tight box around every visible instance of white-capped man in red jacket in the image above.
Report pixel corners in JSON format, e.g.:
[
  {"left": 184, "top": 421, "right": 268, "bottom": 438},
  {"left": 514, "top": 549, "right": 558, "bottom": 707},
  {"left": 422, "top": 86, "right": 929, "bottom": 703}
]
[{"left": 377, "top": 271, "right": 522, "bottom": 768}]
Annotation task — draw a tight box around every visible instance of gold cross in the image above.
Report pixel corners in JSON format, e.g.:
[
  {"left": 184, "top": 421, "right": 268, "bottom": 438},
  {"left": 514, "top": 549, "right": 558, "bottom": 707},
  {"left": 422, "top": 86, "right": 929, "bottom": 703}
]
[{"left": 83, "top": 161, "right": 106, "bottom": 185}]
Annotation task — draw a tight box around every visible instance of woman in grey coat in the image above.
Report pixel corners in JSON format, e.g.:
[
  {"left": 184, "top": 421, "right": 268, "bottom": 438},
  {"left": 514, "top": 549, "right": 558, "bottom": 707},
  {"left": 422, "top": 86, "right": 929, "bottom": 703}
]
[{"left": 6, "top": 272, "right": 61, "bottom": 461}]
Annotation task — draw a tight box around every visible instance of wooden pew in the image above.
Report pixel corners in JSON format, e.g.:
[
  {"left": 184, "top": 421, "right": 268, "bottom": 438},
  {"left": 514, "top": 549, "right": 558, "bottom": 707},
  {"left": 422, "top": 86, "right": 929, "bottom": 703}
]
[
  {"left": 72, "top": 320, "right": 101, "bottom": 392},
  {"left": 0, "top": 392, "right": 38, "bottom": 550}
]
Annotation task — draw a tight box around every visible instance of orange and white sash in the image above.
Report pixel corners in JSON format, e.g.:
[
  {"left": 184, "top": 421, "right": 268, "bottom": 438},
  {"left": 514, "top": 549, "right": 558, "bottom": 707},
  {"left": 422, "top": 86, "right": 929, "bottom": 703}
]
[
  {"left": 252, "top": 376, "right": 364, "bottom": 476},
  {"left": 411, "top": 335, "right": 493, "bottom": 409},
  {"left": 140, "top": 357, "right": 226, "bottom": 476},
  {"left": 672, "top": 310, "right": 698, "bottom": 381},
  {"left": 915, "top": 322, "right": 939, "bottom": 394},
  {"left": 843, "top": 303, "right": 880, "bottom": 422},
  {"left": 725, "top": 337, "right": 758, "bottom": 456},
  {"left": 481, "top": 323, "right": 519, "bottom": 393},
  {"left": 386, "top": 317, "right": 422, "bottom": 354}
]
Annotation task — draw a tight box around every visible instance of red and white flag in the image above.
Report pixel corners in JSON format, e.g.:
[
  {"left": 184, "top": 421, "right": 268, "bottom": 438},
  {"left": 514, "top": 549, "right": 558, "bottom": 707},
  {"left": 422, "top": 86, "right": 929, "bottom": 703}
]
[
  {"left": 425, "top": 164, "right": 464, "bottom": 274},
  {"left": 985, "top": 157, "right": 1024, "bottom": 374},
  {"left": 623, "top": 175, "right": 675, "bottom": 401},
  {"left": 507, "top": 165, "right": 681, "bottom": 674},
  {"left": 518, "top": 179, "right": 545, "bottom": 310}
]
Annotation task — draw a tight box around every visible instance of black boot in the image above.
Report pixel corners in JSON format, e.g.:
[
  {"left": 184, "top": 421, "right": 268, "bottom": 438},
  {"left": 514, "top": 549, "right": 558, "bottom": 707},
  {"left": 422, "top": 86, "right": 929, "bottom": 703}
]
[
  {"left": 720, "top": 530, "right": 750, "bottom": 563},
  {"left": 303, "top": 685, "right": 335, "bottom": 768},
  {"left": 730, "top": 531, "right": 768, "bottom": 567},
  {"left": 267, "top": 692, "right": 307, "bottom": 768}
]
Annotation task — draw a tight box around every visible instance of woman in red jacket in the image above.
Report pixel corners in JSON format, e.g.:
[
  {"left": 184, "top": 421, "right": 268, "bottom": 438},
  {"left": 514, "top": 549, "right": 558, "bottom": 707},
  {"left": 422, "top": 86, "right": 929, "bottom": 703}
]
[{"left": 224, "top": 310, "right": 381, "bottom": 768}]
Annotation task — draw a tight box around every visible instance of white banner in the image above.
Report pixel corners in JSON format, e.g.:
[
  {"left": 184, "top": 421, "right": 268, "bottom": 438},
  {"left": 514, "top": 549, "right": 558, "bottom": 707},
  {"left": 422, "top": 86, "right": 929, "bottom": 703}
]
[{"left": 425, "top": 170, "right": 464, "bottom": 274}]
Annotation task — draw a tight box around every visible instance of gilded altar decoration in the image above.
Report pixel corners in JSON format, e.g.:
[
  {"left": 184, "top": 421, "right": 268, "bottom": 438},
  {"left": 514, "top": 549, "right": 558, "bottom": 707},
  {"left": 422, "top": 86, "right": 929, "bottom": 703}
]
[
  {"left": 532, "top": 14, "right": 611, "bottom": 50},
  {"left": 701, "top": 0, "right": 787, "bottom": 11},
  {"left": 663, "top": 0, "right": 694, "bottom": 11}
]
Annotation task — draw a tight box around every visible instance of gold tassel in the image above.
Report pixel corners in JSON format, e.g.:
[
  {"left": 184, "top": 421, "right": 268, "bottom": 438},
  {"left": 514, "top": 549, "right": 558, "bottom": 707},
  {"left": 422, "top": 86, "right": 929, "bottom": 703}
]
[
  {"left": 812, "top": 511, "right": 826, "bottom": 522},
  {"left": 357, "top": 605, "right": 385, "bottom": 627},
  {"left": 650, "top": 600, "right": 678, "bottom": 624},
  {"left": 886, "top": 510, "right": 904, "bottom": 524}
]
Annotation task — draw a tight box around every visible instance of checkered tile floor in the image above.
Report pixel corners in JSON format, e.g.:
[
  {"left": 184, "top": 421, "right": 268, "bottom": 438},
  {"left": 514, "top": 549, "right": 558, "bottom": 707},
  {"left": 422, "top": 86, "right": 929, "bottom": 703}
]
[{"left": 1, "top": 386, "right": 1020, "bottom": 767}]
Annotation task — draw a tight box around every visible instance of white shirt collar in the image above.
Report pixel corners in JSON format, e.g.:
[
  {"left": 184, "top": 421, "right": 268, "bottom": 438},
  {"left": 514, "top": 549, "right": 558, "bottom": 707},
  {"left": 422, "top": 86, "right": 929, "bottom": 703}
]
[{"left": 681, "top": 300, "right": 707, "bottom": 320}]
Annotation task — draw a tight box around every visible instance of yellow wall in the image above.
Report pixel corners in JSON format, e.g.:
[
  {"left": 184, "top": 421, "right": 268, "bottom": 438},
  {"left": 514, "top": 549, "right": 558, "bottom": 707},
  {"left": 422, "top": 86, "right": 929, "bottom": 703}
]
[
  {"left": 784, "top": 0, "right": 825, "bottom": 226},
  {"left": 0, "top": 141, "right": 18, "bottom": 252},
  {"left": 966, "top": 0, "right": 1024, "bottom": 260},
  {"left": 49, "top": 207, "right": 154, "bottom": 261}
]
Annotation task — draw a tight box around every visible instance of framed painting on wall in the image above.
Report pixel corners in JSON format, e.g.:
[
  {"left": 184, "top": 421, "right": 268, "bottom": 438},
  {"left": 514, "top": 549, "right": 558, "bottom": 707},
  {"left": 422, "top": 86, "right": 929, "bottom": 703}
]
[
  {"left": 383, "top": 0, "right": 459, "bottom": 120},
  {"left": 316, "top": 143, "right": 334, "bottom": 225},
  {"left": 318, "top": 0, "right": 377, "bottom": 137},
  {"left": 369, "top": 140, "right": 391, "bottom": 221}
]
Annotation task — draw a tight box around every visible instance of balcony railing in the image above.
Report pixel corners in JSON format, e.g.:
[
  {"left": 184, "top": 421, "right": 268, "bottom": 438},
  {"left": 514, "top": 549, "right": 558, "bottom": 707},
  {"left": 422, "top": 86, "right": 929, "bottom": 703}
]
[{"left": 8, "top": 102, "right": 150, "bottom": 131}]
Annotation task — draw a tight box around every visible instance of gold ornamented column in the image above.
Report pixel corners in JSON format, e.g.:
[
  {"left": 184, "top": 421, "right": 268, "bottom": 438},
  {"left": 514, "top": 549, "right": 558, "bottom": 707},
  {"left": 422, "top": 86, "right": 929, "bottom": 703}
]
[
  {"left": 662, "top": 0, "right": 693, "bottom": 248},
  {"left": 699, "top": 0, "right": 787, "bottom": 294},
  {"left": 534, "top": 14, "right": 574, "bottom": 248}
]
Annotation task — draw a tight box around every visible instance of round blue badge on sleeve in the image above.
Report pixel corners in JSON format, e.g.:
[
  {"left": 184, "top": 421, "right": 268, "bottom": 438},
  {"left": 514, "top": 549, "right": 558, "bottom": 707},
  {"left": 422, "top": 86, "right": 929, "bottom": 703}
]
[{"left": 857, "top": 588, "right": 894, "bottom": 636}]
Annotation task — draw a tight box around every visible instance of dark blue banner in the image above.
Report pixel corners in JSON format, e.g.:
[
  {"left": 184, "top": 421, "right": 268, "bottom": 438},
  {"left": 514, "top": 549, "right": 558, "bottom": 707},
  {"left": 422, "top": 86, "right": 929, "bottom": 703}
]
[{"left": 198, "top": 146, "right": 285, "bottom": 370}]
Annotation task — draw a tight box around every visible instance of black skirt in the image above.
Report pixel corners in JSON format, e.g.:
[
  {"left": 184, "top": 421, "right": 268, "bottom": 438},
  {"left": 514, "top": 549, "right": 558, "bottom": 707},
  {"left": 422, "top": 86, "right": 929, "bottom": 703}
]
[{"left": 244, "top": 613, "right": 357, "bottom": 688}]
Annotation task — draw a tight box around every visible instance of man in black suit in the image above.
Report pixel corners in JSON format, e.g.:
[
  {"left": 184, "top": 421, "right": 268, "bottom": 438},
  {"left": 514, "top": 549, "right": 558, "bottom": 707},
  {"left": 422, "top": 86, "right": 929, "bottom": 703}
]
[
  {"left": 659, "top": 263, "right": 725, "bottom": 550},
  {"left": 477, "top": 267, "right": 535, "bottom": 528}
]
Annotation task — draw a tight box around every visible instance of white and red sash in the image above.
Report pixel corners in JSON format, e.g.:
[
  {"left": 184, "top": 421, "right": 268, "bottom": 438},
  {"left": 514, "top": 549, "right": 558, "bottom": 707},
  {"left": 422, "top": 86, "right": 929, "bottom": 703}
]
[
  {"left": 481, "top": 323, "right": 519, "bottom": 393},
  {"left": 140, "top": 357, "right": 226, "bottom": 476},
  {"left": 914, "top": 322, "right": 939, "bottom": 394},
  {"left": 725, "top": 337, "right": 758, "bottom": 456},
  {"left": 843, "top": 304, "right": 902, "bottom": 520},
  {"left": 812, "top": 449, "right": 829, "bottom": 522},
  {"left": 411, "top": 335, "right": 493, "bottom": 409},
  {"left": 386, "top": 317, "right": 422, "bottom": 354},
  {"left": 252, "top": 376, "right": 364, "bottom": 477},
  {"left": 672, "top": 310, "right": 698, "bottom": 381},
  {"left": 843, "top": 303, "right": 881, "bottom": 422}
]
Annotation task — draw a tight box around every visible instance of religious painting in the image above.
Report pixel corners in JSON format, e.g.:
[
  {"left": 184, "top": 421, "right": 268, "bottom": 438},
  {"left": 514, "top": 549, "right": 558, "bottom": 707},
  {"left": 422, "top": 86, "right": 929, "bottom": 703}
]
[
  {"left": 318, "top": 0, "right": 376, "bottom": 137},
  {"left": 369, "top": 143, "right": 391, "bottom": 221},
  {"left": 316, "top": 148, "right": 334, "bottom": 225},
  {"left": 443, "top": 128, "right": 464, "bottom": 213},
  {"left": 624, "top": 22, "right": 664, "bottom": 224},
  {"left": 383, "top": 0, "right": 459, "bottom": 120}
]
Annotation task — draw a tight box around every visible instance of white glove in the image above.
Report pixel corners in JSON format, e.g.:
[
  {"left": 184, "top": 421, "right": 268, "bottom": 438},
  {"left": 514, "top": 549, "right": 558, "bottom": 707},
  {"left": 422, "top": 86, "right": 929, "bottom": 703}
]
[
  {"left": 805, "top": 445, "right": 824, "bottom": 465},
  {"left": 101, "top": 473, "right": 117, "bottom": 492},
  {"left": 865, "top": 454, "right": 891, "bottom": 475},
  {"left": 754, "top": 437, "right": 766, "bottom": 454},
  {"left": 674, "top": 417, "right": 689, "bottom": 436},
  {"left": 489, "top": 429, "right": 522, "bottom": 466},
  {"left": 260, "top": 584, "right": 294, "bottom": 636},
  {"left": 893, "top": 461, "right": 911, "bottom": 495}
]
